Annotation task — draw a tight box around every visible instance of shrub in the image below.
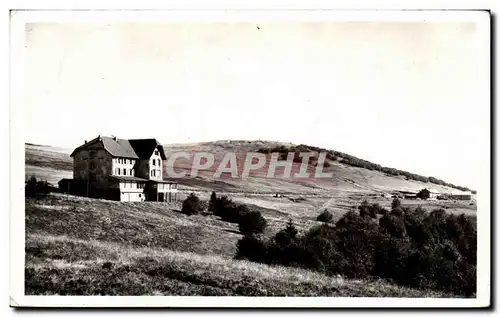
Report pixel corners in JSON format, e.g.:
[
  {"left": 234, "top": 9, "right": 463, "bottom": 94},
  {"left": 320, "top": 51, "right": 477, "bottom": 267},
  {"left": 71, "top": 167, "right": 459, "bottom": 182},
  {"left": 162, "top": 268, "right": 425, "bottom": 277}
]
[
  {"left": 238, "top": 211, "right": 267, "bottom": 235},
  {"left": 391, "top": 197, "right": 401, "bottom": 210},
  {"left": 316, "top": 210, "right": 333, "bottom": 223},
  {"left": 212, "top": 195, "right": 248, "bottom": 223},
  {"left": 358, "top": 200, "right": 370, "bottom": 218},
  {"left": 275, "top": 219, "right": 298, "bottom": 246},
  {"left": 212, "top": 195, "right": 232, "bottom": 216},
  {"left": 25, "top": 176, "right": 51, "bottom": 199},
  {"left": 391, "top": 206, "right": 404, "bottom": 217},
  {"left": 219, "top": 203, "right": 249, "bottom": 223},
  {"left": 414, "top": 206, "right": 427, "bottom": 216},
  {"left": 181, "top": 193, "right": 203, "bottom": 215},
  {"left": 235, "top": 201, "right": 477, "bottom": 297},
  {"left": 336, "top": 210, "right": 376, "bottom": 231},
  {"left": 359, "top": 201, "right": 380, "bottom": 218},
  {"left": 208, "top": 191, "right": 217, "bottom": 212},
  {"left": 379, "top": 214, "right": 407, "bottom": 238},
  {"left": 235, "top": 235, "right": 268, "bottom": 262},
  {"left": 403, "top": 212, "right": 432, "bottom": 245}
]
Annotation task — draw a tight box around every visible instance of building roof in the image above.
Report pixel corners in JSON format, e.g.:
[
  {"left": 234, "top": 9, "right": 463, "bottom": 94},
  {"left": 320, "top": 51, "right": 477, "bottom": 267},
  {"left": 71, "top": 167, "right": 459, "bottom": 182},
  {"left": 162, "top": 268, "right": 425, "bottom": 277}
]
[
  {"left": 70, "top": 136, "right": 166, "bottom": 159},
  {"left": 420, "top": 188, "right": 440, "bottom": 194},
  {"left": 399, "top": 190, "right": 417, "bottom": 195},
  {"left": 101, "top": 136, "right": 139, "bottom": 159},
  {"left": 129, "top": 139, "right": 167, "bottom": 160}
]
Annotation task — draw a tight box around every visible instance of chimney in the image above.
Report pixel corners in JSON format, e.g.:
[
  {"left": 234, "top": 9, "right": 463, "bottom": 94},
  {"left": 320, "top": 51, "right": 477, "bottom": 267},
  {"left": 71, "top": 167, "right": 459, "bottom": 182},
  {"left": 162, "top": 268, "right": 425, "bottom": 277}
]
[
  {"left": 112, "top": 135, "right": 117, "bottom": 141},
  {"left": 84, "top": 140, "right": 87, "bottom": 144}
]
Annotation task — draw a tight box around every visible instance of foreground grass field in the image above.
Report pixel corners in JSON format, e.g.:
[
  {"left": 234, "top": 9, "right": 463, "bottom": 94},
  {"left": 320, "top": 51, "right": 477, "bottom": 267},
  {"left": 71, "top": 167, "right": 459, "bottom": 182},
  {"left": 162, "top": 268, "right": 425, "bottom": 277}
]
[{"left": 25, "top": 194, "right": 456, "bottom": 297}]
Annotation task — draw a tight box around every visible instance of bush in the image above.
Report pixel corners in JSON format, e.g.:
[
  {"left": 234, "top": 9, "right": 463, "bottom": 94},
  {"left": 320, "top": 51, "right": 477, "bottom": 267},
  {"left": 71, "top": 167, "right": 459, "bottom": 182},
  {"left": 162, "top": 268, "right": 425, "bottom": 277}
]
[
  {"left": 181, "top": 193, "right": 203, "bottom": 215},
  {"left": 235, "top": 235, "right": 268, "bottom": 262},
  {"left": 25, "top": 176, "right": 51, "bottom": 199},
  {"left": 208, "top": 191, "right": 217, "bottom": 212},
  {"left": 275, "top": 219, "right": 298, "bottom": 246},
  {"left": 359, "top": 201, "right": 380, "bottom": 218},
  {"left": 235, "top": 199, "right": 477, "bottom": 297},
  {"left": 391, "top": 206, "right": 405, "bottom": 217},
  {"left": 316, "top": 210, "right": 333, "bottom": 223},
  {"left": 391, "top": 197, "right": 401, "bottom": 210},
  {"left": 220, "top": 204, "right": 249, "bottom": 223},
  {"left": 238, "top": 211, "right": 267, "bottom": 235},
  {"left": 379, "top": 214, "right": 407, "bottom": 238}
]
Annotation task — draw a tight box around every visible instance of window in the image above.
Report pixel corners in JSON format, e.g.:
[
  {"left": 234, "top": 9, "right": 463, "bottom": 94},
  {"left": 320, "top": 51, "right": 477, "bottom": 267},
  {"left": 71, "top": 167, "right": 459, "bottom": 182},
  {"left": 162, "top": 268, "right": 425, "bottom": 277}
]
[
  {"left": 89, "top": 162, "right": 95, "bottom": 169},
  {"left": 158, "top": 159, "right": 161, "bottom": 166},
  {"left": 139, "top": 194, "right": 142, "bottom": 198},
  {"left": 117, "top": 168, "right": 121, "bottom": 175},
  {"left": 130, "top": 169, "right": 134, "bottom": 176},
  {"left": 155, "top": 150, "right": 159, "bottom": 155},
  {"left": 152, "top": 159, "right": 156, "bottom": 166},
  {"left": 123, "top": 168, "right": 126, "bottom": 175},
  {"left": 89, "top": 150, "right": 96, "bottom": 158}
]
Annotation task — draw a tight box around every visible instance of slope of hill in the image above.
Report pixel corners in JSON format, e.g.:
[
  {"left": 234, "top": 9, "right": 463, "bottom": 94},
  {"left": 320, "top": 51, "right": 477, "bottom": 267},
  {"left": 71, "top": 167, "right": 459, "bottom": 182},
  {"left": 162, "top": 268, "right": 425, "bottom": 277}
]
[
  {"left": 24, "top": 140, "right": 476, "bottom": 219},
  {"left": 161, "top": 140, "right": 472, "bottom": 196},
  {"left": 23, "top": 141, "right": 475, "bottom": 297},
  {"left": 25, "top": 194, "right": 453, "bottom": 297}
]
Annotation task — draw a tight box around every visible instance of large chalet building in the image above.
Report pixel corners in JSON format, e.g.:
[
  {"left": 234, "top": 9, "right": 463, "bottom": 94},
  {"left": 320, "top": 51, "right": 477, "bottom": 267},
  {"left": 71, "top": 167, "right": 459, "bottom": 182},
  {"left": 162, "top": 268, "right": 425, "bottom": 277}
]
[{"left": 59, "top": 135, "right": 178, "bottom": 202}]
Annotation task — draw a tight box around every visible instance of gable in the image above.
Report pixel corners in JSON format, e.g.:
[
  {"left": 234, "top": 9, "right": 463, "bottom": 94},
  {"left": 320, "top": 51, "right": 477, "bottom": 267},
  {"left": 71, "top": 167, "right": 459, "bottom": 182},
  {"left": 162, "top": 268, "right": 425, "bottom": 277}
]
[{"left": 129, "top": 139, "right": 167, "bottom": 160}]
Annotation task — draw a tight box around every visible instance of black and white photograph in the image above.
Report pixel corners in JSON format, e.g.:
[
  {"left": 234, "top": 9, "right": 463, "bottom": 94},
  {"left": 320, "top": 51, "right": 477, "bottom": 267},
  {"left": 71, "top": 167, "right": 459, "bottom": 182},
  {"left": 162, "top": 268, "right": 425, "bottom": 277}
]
[{"left": 8, "top": 9, "right": 491, "bottom": 308}]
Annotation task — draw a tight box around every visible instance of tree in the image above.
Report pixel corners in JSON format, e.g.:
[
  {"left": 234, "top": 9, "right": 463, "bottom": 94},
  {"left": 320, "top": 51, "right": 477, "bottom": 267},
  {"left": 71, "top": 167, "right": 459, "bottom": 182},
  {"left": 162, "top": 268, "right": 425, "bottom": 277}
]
[
  {"left": 392, "top": 197, "right": 401, "bottom": 210},
  {"left": 208, "top": 191, "right": 217, "bottom": 212},
  {"left": 238, "top": 211, "right": 267, "bottom": 235},
  {"left": 182, "top": 193, "right": 203, "bottom": 215}
]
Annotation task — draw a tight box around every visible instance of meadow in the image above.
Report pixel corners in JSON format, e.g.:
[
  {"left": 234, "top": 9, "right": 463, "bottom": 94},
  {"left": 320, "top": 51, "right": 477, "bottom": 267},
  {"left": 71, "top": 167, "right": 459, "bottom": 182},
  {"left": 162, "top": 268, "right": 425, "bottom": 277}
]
[
  {"left": 25, "top": 194, "right": 456, "bottom": 297},
  {"left": 24, "top": 142, "right": 476, "bottom": 297}
]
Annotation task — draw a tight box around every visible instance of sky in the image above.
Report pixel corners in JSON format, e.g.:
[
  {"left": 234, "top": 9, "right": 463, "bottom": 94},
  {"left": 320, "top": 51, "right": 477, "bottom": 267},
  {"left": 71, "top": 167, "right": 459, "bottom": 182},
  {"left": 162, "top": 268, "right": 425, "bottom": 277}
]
[{"left": 23, "top": 21, "right": 488, "bottom": 189}]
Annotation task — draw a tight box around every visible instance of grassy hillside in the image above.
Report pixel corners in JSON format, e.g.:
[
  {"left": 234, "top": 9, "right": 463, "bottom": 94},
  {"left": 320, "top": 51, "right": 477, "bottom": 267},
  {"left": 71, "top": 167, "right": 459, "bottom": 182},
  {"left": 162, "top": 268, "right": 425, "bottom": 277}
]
[
  {"left": 24, "top": 141, "right": 475, "bottom": 297},
  {"left": 25, "top": 141, "right": 473, "bottom": 197},
  {"left": 25, "top": 194, "right": 453, "bottom": 297},
  {"left": 24, "top": 141, "right": 476, "bottom": 222},
  {"left": 161, "top": 140, "right": 472, "bottom": 195},
  {"left": 25, "top": 144, "right": 72, "bottom": 184}
]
